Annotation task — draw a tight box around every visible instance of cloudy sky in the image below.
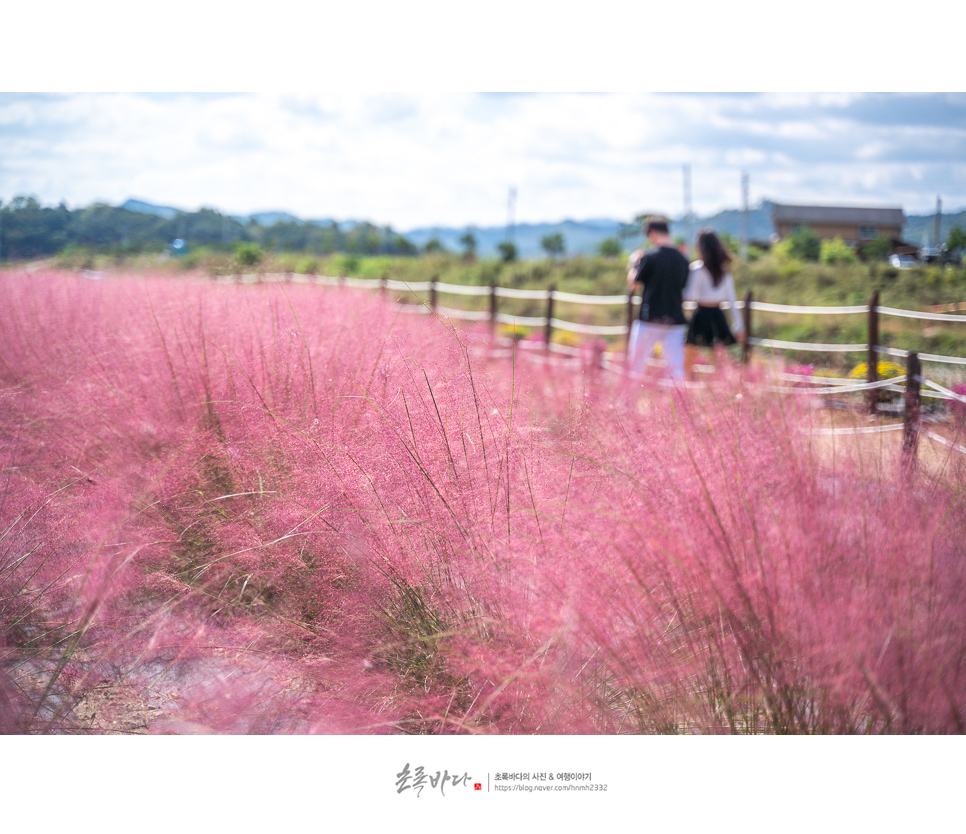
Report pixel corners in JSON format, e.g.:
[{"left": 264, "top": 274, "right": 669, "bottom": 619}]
[
  {"left": 4, "top": 0, "right": 963, "bottom": 232},
  {"left": 4, "top": 92, "right": 964, "bottom": 230}
]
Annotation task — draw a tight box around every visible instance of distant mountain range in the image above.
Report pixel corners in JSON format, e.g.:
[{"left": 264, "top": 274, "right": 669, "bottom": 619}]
[
  {"left": 120, "top": 198, "right": 966, "bottom": 258},
  {"left": 120, "top": 199, "right": 361, "bottom": 232}
]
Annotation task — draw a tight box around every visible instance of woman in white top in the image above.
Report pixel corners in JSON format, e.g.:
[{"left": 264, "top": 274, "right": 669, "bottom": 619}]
[{"left": 683, "top": 229, "right": 745, "bottom": 380}]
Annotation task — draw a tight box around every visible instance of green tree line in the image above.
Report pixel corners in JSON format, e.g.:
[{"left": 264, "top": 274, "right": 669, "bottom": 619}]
[{"left": 0, "top": 196, "right": 418, "bottom": 260}]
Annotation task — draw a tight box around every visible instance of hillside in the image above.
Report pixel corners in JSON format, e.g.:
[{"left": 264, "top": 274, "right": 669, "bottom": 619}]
[{"left": 101, "top": 199, "right": 966, "bottom": 258}]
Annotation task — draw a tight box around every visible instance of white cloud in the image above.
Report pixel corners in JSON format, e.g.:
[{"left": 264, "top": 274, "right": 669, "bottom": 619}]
[{"left": 2, "top": 92, "right": 965, "bottom": 228}]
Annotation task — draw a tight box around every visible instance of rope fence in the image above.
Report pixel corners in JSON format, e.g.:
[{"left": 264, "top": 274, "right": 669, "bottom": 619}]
[
  {"left": 773, "top": 375, "right": 907, "bottom": 396},
  {"left": 879, "top": 305, "right": 966, "bottom": 323},
  {"left": 875, "top": 345, "right": 966, "bottom": 366},
  {"left": 225, "top": 273, "right": 966, "bottom": 358},
  {"left": 920, "top": 377, "right": 966, "bottom": 405},
  {"left": 809, "top": 424, "right": 905, "bottom": 436},
  {"left": 750, "top": 337, "right": 868, "bottom": 353},
  {"left": 220, "top": 272, "right": 966, "bottom": 467},
  {"left": 922, "top": 429, "right": 966, "bottom": 455}
]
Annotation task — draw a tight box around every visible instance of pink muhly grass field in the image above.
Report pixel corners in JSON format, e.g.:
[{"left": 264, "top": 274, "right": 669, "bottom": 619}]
[{"left": 2, "top": 268, "right": 965, "bottom": 734}]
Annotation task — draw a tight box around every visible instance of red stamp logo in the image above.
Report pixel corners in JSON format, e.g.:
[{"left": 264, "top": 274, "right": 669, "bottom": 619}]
[{"left": 474, "top": 783, "right": 482, "bottom": 791}]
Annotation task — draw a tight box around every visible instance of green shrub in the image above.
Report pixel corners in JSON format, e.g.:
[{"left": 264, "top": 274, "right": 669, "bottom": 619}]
[
  {"left": 815, "top": 269, "right": 836, "bottom": 288},
  {"left": 295, "top": 257, "right": 319, "bottom": 275},
  {"left": 235, "top": 242, "right": 263, "bottom": 267},
  {"left": 776, "top": 227, "right": 821, "bottom": 262},
  {"left": 56, "top": 245, "right": 97, "bottom": 270},
  {"left": 820, "top": 237, "right": 858, "bottom": 265},
  {"left": 778, "top": 258, "right": 804, "bottom": 278},
  {"left": 338, "top": 254, "right": 361, "bottom": 275},
  {"left": 179, "top": 249, "right": 205, "bottom": 270}
]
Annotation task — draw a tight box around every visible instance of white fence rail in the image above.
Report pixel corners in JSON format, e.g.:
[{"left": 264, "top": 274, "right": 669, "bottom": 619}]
[{"left": 217, "top": 272, "right": 966, "bottom": 381}]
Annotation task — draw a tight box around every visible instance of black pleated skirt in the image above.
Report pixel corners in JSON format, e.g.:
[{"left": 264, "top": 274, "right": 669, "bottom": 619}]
[{"left": 686, "top": 306, "right": 736, "bottom": 347}]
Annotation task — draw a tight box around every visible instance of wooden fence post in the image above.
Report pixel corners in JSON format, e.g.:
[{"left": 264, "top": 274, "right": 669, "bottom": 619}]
[
  {"left": 545, "top": 284, "right": 555, "bottom": 354},
  {"left": 380, "top": 273, "right": 388, "bottom": 300},
  {"left": 741, "top": 290, "right": 753, "bottom": 364},
  {"left": 429, "top": 276, "right": 437, "bottom": 313},
  {"left": 903, "top": 350, "right": 921, "bottom": 467},
  {"left": 868, "top": 291, "right": 880, "bottom": 415}
]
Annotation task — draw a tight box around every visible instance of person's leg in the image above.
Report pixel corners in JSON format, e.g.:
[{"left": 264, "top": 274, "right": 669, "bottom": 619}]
[
  {"left": 628, "top": 322, "right": 662, "bottom": 376},
  {"left": 626, "top": 319, "right": 643, "bottom": 371},
  {"left": 663, "top": 325, "right": 687, "bottom": 381}
]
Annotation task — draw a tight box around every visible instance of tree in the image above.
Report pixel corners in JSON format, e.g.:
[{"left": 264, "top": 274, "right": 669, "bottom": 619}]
[
  {"left": 423, "top": 238, "right": 446, "bottom": 254},
  {"left": 262, "top": 219, "right": 309, "bottom": 253},
  {"left": 784, "top": 226, "right": 821, "bottom": 262},
  {"left": 0, "top": 196, "right": 418, "bottom": 262},
  {"left": 2, "top": 195, "right": 69, "bottom": 258},
  {"left": 393, "top": 235, "right": 418, "bottom": 256},
  {"left": 497, "top": 241, "right": 517, "bottom": 263},
  {"left": 598, "top": 237, "right": 622, "bottom": 258},
  {"left": 717, "top": 231, "right": 740, "bottom": 254},
  {"left": 858, "top": 237, "right": 892, "bottom": 261},
  {"left": 946, "top": 225, "right": 966, "bottom": 253},
  {"left": 540, "top": 232, "right": 565, "bottom": 260},
  {"left": 459, "top": 231, "right": 477, "bottom": 261},
  {"left": 320, "top": 222, "right": 340, "bottom": 255},
  {"left": 347, "top": 224, "right": 382, "bottom": 255}
]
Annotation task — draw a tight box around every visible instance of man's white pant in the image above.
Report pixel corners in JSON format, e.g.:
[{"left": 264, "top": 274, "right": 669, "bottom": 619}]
[{"left": 627, "top": 320, "right": 686, "bottom": 380}]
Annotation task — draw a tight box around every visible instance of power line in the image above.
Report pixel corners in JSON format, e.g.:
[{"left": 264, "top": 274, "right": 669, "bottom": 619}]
[{"left": 935, "top": 194, "right": 942, "bottom": 248}]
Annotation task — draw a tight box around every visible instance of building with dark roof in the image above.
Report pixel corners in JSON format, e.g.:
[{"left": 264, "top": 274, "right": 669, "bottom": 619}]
[{"left": 772, "top": 204, "right": 904, "bottom": 246}]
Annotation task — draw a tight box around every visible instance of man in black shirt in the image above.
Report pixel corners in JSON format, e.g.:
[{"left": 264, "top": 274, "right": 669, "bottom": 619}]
[{"left": 626, "top": 217, "right": 689, "bottom": 380}]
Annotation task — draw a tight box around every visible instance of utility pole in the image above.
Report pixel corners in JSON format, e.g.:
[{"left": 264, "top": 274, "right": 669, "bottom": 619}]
[
  {"left": 741, "top": 172, "right": 749, "bottom": 260},
  {"left": 682, "top": 164, "right": 693, "bottom": 245},
  {"left": 935, "top": 195, "right": 942, "bottom": 250},
  {"left": 506, "top": 187, "right": 517, "bottom": 243}
]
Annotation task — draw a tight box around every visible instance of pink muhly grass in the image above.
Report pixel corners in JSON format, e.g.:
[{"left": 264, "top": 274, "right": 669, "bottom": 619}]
[{"left": 1, "top": 268, "right": 965, "bottom": 734}]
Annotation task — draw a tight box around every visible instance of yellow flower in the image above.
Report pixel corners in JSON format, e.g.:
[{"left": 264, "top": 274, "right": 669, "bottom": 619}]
[{"left": 848, "top": 360, "right": 904, "bottom": 380}]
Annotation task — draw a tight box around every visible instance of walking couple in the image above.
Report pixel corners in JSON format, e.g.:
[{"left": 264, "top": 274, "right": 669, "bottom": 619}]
[{"left": 626, "top": 216, "right": 745, "bottom": 382}]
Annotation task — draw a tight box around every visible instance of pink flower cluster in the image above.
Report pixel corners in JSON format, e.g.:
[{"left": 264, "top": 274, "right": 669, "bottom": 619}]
[{"left": 2, "top": 269, "right": 965, "bottom": 734}]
